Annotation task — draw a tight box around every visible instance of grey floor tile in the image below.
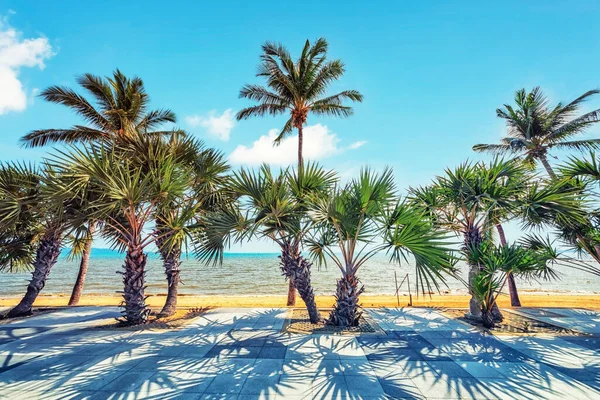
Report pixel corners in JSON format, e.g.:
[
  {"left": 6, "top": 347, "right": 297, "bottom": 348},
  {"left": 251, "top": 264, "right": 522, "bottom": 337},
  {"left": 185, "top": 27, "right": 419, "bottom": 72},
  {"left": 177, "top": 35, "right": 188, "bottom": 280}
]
[
  {"left": 205, "top": 373, "right": 248, "bottom": 394},
  {"left": 96, "top": 370, "right": 156, "bottom": 392},
  {"left": 240, "top": 374, "right": 281, "bottom": 395}
]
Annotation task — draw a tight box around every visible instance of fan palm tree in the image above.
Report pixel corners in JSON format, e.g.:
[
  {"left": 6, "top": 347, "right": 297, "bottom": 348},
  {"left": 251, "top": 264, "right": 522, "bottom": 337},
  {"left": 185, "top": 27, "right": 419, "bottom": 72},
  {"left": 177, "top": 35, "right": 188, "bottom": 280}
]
[
  {"left": 52, "top": 142, "right": 189, "bottom": 325},
  {"left": 469, "top": 236, "right": 560, "bottom": 328},
  {"left": 480, "top": 158, "right": 529, "bottom": 307},
  {"left": 411, "top": 159, "right": 585, "bottom": 319},
  {"left": 307, "top": 168, "right": 457, "bottom": 327},
  {"left": 237, "top": 38, "right": 363, "bottom": 306},
  {"left": 148, "top": 136, "right": 231, "bottom": 317},
  {"left": 473, "top": 87, "right": 600, "bottom": 179},
  {"left": 20, "top": 69, "right": 177, "bottom": 306},
  {"left": 556, "top": 152, "right": 600, "bottom": 273},
  {"left": 0, "top": 163, "right": 90, "bottom": 318},
  {"left": 196, "top": 163, "right": 337, "bottom": 323}
]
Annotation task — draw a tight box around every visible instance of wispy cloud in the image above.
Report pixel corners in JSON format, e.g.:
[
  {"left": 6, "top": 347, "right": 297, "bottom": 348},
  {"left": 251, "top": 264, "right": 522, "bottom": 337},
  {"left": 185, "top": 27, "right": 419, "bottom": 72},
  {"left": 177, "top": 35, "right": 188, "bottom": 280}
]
[
  {"left": 185, "top": 108, "right": 235, "bottom": 141},
  {"left": 229, "top": 124, "right": 365, "bottom": 166},
  {"left": 0, "top": 16, "right": 54, "bottom": 115},
  {"left": 348, "top": 140, "right": 367, "bottom": 150}
]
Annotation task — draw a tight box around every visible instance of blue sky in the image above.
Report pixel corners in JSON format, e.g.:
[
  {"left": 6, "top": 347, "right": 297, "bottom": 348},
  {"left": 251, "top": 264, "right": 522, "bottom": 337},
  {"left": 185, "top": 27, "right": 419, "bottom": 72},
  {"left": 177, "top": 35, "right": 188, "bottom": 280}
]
[{"left": 1, "top": 1, "right": 600, "bottom": 251}]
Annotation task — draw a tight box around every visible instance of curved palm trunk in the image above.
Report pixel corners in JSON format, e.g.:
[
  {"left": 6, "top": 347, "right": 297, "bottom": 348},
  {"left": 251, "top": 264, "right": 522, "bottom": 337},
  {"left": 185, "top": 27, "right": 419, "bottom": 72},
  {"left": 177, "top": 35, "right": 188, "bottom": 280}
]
[
  {"left": 120, "top": 242, "right": 149, "bottom": 325},
  {"left": 539, "top": 154, "right": 558, "bottom": 180},
  {"left": 158, "top": 244, "right": 182, "bottom": 318},
  {"left": 7, "top": 231, "right": 61, "bottom": 318},
  {"left": 496, "top": 224, "right": 521, "bottom": 307},
  {"left": 327, "top": 270, "right": 364, "bottom": 327},
  {"left": 280, "top": 248, "right": 320, "bottom": 323},
  {"left": 68, "top": 223, "right": 95, "bottom": 306}
]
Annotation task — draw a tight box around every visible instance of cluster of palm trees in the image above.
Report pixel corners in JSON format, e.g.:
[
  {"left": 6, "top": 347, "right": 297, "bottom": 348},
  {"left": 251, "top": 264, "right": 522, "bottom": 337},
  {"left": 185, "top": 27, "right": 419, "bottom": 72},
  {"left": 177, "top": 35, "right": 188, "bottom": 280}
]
[{"left": 2, "top": 38, "right": 600, "bottom": 328}]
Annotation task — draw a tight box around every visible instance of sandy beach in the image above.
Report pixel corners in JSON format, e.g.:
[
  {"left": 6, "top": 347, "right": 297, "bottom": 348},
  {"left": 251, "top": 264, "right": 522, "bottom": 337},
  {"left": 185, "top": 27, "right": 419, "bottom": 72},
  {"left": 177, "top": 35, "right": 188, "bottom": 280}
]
[{"left": 2, "top": 293, "right": 600, "bottom": 310}]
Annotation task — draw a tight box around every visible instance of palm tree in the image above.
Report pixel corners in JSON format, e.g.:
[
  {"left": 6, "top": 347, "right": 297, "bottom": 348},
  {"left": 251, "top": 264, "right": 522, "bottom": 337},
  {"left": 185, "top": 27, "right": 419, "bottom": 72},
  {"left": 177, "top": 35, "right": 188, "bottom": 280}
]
[
  {"left": 556, "top": 152, "right": 600, "bottom": 272},
  {"left": 411, "top": 159, "right": 585, "bottom": 319},
  {"left": 480, "top": 158, "right": 529, "bottom": 307},
  {"left": 473, "top": 87, "right": 600, "bottom": 179},
  {"left": 0, "top": 163, "right": 90, "bottom": 318},
  {"left": 150, "top": 136, "right": 231, "bottom": 317},
  {"left": 307, "top": 168, "right": 457, "bottom": 327},
  {"left": 20, "top": 69, "right": 177, "bottom": 306},
  {"left": 196, "top": 163, "right": 336, "bottom": 323},
  {"left": 52, "top": 142, "right": 189, "bottom": 325},
  {"left": 237, "top": 38, "right": 363, "bottom": 306},
  {"left": 469, "top": 236, "right": 560, "bottom": 328}
]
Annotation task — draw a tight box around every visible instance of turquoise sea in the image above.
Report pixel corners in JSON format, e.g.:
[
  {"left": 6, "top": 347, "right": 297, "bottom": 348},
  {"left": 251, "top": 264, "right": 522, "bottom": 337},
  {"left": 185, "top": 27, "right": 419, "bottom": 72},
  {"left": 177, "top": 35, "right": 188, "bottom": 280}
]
[{"left": 2, "top": 249, "right": 600, "bottom": 297}]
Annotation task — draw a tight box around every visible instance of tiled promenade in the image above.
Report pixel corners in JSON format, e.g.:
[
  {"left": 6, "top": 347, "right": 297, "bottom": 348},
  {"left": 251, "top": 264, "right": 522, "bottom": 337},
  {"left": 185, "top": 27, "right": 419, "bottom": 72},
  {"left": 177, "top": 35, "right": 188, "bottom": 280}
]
[{"left": 0, "top": 306, "right": 599, "bottom": 399}]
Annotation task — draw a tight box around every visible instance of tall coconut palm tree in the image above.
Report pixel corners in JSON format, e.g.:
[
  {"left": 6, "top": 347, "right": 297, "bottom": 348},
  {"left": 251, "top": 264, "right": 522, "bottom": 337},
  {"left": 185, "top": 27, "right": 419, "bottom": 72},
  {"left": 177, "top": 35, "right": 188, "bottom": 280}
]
[
  {"left": 52, "top": 142, "right": 188, "bottom": 325},
  {"left": 237, "top": 38, "right": 363, "bottom": 306},
  {"left": 0, "top": 163, "right": 90, "bottom": 318},
  {"left": 473, "top": 87, "right": 600, "bottom": 179},
  {"left": 196, "top": 163, "right": 336, "bottom": 323},
  {"left": 307, "top": 168, "right": 457, "bottom": 327},
  {"left": 20, "top": 69, "right": 177, "bottom": 306}
]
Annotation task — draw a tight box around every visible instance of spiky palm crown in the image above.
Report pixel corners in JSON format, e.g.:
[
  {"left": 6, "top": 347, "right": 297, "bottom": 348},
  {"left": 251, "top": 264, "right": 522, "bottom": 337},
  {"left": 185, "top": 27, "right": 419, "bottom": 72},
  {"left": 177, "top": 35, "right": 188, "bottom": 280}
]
[
  {"left": 306, "top": 167, "right": 457, "bottom": 294},
  {"left": 0, "top": 160, "right": 95, "bottom": 272},
  {"left": 194, "top": 163, "right": 337, "bottom": 265},
  {"left": 473, "top": 87, "right": 600, "bottom": 165},
  {"left": 237, "top": 38, "right": 363, "bottom": 144},
  {"left": 410, "top": 158, "right": 587, "bottom": 247},
  {"left": 21, "top": 69, "right": 176, "bottom": 148}
]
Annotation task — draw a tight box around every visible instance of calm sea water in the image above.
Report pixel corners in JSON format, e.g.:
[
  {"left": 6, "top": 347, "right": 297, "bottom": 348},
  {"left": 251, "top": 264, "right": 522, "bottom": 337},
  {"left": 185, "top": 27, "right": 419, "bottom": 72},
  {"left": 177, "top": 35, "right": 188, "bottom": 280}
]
[{"left": 2, "top": 249, "right": 599, "bottom": 297}]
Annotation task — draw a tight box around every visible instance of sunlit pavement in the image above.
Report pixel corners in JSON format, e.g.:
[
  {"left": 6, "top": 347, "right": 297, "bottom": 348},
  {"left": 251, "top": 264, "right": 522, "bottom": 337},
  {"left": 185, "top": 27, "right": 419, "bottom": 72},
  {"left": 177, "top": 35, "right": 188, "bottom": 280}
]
[{"left": 0, "top": 306, "right": 599, "bottom": 399}]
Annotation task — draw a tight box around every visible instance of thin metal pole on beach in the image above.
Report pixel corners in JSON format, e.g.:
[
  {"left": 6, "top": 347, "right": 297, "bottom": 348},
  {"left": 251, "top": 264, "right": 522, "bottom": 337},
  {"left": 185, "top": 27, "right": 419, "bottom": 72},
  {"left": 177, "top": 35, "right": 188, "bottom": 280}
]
[
  {"left": 407, "top": 273, "right": 413, "bottom": 307},
  {"left": 394, "top": 271, "right": 400, "bottom": 306}
]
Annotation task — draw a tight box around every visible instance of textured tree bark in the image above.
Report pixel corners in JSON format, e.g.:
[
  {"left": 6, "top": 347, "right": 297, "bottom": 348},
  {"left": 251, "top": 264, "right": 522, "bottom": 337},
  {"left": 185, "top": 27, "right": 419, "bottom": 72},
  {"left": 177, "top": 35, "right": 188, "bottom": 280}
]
[
  {"left": 68, "top": 223, "right": 95, "bottom": 306},
  {"left": 286, "top": 280, "right": 297, "bottom": 307},
  {"left": 280, "top": 249, "right": 320, "bottom": 323},
  {"left": 297, "top": 125, "right": 304, "bottom": 175},
  {"left": 120, "top": 243, "right": 149, "bottom": 325},
  {"left": 481, "top": 310, "right": 495, "bottom": 329},
  {"left": 465, "top": 226, "right": 483, "bottom": 318},
  {"left": 496, "top": 224, "right": 521, "bottom": 307},
  {"left": 158, "top": 244, "right": 181, "bottom": 317},
  {"left": 539, "top": 154, "right": 557, "bottom": 180},
  {"left": 7, "top": 232, "right": 61, "bottom": 318},
  {"left": 328, "top": 272, "right": 364, "bottom": 327}
]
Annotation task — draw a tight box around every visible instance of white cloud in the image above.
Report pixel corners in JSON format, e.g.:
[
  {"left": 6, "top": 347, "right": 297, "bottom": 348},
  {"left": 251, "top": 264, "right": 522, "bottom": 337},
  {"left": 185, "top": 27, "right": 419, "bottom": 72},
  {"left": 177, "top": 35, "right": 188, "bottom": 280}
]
[
  {"left": 348, "top": 140, "right": 367, "bottom": 150},
  {"left": 0, "top": 17, "right": 54, "bottom": 115},
  {"left": 229, "top": 123, "right": 364, "bottom": 166},
  {"left": 185, "top": 108, "right": 235, "bottom": 141}
]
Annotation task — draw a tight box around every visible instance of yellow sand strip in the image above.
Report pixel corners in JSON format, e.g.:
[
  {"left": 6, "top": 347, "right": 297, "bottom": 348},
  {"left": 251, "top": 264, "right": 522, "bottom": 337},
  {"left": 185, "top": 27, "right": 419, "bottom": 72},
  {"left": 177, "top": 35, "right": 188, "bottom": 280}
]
[{"left": 1, "top": 293, "right": 599, "bottom": 310}]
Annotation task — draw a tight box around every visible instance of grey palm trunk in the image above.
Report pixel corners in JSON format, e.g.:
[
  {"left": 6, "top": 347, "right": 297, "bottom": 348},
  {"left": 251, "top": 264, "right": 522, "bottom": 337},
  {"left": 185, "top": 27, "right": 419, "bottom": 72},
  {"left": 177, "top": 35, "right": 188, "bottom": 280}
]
[
  {"left": 68, "top": 222, "right": 95, "bottom": 306},
  {"left": 465, "top": 225, "right": 503, "bottom": 321},
  {"left": 287, "top": 124, "right": 305, "bottom": 307},
  {"left": 158, "top": 244, "right": 182, "bottom": 317},
  {"left": 7, "top": 231, "right": 62, "bottom": 318},
  {"left": 496, "top": 223, "right": 521, "bottom": 307},
  {"left": 120, "top": 242, "right": 150, "bottom": 325},
  {"left": 539, "top": 154, "right": 558, "bottom": 180},
  {"left": 279, "top": 244, "right": 320, "bottom": 323},
  {"left": 327, "top": 267, "right": 364, "bottom": 327}
]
